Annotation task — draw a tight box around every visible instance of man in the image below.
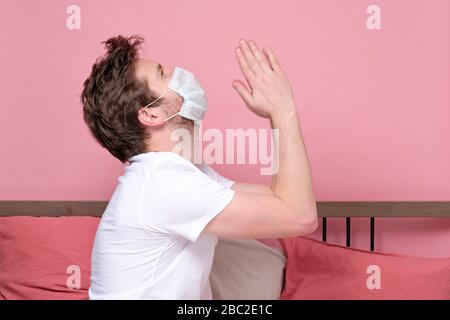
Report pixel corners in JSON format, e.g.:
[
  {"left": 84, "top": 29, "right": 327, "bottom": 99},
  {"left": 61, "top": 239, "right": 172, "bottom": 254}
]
[{"left": 81, "top": 34, "right": 317, "bottom": 299}]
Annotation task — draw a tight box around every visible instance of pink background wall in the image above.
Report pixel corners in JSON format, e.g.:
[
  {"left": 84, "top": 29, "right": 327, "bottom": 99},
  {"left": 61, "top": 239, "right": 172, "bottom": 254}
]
[{"left": 1, "top": 1, "right": 449, "bottom": 256}]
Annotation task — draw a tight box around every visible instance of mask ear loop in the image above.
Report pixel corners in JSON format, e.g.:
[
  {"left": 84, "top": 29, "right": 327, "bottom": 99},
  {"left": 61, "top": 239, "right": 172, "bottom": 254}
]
[
  {"left": 163, "top": 111, "right": 180, "bottom": 122},
  {"left": 143, "top": 88, "right": 171, "bottom": 108},
  {"left": 142, "top": 87, "right": 181, "bottom": 122}
]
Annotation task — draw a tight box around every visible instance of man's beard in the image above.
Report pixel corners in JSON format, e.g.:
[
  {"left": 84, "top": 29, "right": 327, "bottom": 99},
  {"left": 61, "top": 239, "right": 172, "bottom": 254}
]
[
  {"left": 174, "top": 115, "right": 194, "bottom": 136},
  {"left": 165, "top": 97, "right": 198, "bottom": 161},
  {"left": 165, "top": 96, "right": 194, "bottom": 136}
]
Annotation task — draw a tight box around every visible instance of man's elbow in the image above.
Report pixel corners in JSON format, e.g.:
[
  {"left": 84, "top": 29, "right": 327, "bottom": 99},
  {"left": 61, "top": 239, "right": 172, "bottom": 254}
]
[
  {"left": 295, "top": 211, "right": 318, "bottom": 235},
  {"left": 306, "top": 216, "right": 319, "bottom": 234}
]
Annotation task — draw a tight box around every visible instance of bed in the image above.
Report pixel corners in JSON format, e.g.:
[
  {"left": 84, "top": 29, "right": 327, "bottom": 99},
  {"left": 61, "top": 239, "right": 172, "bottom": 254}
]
[{"left": 1, "top": 201, "right": 450, "bottom": 300}]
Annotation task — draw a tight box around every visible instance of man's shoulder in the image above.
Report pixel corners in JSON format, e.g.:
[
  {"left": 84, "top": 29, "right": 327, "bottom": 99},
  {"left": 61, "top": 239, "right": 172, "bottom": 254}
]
[{"left": 143, "top": 152, "right": 204, "bottom": 182}]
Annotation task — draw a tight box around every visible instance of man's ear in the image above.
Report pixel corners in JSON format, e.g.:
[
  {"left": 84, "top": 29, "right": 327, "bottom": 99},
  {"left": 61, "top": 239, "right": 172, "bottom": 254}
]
[{"left": 138, "top": 107, "right": 165, "bottom": 127}]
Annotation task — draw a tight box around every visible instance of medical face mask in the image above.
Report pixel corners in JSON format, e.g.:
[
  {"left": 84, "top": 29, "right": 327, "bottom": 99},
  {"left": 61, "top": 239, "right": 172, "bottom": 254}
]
[{"left": 143, "top": 66, "right": 208, "bottom": 126}]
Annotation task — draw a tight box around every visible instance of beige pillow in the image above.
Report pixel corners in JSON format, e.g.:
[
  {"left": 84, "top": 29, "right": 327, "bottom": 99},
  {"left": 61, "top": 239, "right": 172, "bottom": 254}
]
[{"left": 209, "top": 237, "right": 286, "bottom": 300}]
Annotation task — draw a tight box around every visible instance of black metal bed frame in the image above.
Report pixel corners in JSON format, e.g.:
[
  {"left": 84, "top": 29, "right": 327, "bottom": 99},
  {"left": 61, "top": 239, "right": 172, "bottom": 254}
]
[
  {"left": 1, "top": 201, "right": 450, "bottom": 253},
  {"left": 321, "top": 216, "right": 375, "bottom": 251},
  {"left": 316, "top": 201, "right": 450, "bottom": 252}
]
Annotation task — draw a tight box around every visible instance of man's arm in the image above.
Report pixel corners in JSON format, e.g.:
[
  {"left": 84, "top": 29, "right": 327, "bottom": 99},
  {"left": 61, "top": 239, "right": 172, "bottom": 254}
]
[
  {"left": 231, "top": 182, "right": 273, "bottom": 195},
  {"left": 269, "top": 108, "right": 317, "bottom": 221},
  {"left": 203, "top": 39, "right": 317, "bottom": 239}
]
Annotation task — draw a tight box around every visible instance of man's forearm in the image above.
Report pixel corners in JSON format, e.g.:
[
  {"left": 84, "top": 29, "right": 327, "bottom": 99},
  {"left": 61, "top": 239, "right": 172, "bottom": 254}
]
[{"left": 270, "top": 106, "right": 317, "bottom": 219}]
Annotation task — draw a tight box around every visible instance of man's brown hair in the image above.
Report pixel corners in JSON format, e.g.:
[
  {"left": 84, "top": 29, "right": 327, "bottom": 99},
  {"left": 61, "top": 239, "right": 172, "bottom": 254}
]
[{"left": 80, "top": 34, "right": 160, "bottom": 163}]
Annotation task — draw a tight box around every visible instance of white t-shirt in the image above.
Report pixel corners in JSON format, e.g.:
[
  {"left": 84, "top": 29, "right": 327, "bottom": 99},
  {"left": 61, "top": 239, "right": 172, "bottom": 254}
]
[{"left": 88, "top": 151, "right": 235, "bottom": 300}]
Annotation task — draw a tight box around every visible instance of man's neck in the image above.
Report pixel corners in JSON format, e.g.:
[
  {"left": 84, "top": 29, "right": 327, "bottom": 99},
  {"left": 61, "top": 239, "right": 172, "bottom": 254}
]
[{"left": 145, "top": 143, "right": 197, "bottom": 164}]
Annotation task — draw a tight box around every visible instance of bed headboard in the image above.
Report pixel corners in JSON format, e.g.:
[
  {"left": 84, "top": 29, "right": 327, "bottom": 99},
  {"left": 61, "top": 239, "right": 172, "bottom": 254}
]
[{"left": 1, "top": 201, "right": 450, "bottom": 251}]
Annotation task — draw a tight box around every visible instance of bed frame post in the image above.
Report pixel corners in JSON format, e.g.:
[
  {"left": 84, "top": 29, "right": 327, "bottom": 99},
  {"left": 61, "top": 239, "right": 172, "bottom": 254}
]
[
  {"left": 322, "top": 217, "right": 327, "bottom": 242},
  {"left": 370, "top": 217, "right": 375, "bottom": 251},
  {"left": 346, "top": 217, "right": 351, "bottom": 247}
]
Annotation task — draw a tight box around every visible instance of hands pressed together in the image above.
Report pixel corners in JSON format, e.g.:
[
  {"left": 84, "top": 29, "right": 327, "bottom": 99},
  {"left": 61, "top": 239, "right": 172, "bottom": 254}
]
[{"left": 232, "top": 39, "right": 297, "bottom": 119}]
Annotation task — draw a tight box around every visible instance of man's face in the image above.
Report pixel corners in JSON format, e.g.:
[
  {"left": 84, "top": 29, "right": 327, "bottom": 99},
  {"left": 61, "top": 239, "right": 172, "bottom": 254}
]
[
  {"left": 135, "top": 58, "right": 195, "bottom": 137},
  {"left": 135, "top": 58, "right": 174, "bottom": 98}
]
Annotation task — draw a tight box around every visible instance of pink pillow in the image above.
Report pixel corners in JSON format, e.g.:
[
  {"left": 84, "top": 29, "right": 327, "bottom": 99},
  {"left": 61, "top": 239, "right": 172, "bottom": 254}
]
[
  {"left": 280, "top": 236, "right": 450, "bottom": 300},
  {"left": 0, "top": 216, "right": 100, "bottom": 300}
]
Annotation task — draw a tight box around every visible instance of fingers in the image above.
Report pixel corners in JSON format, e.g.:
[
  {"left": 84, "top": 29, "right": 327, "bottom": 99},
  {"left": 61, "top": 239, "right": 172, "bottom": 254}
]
[
  {"left": 239, "top": 39, "right": 263, "bottom": 75},
  {"left": 235, "top": 46, "right": 256, "bottom": 86},
  {"left": 233, "top": 39, "right": 283, "bottom": 107},
  {"left": 237, "top": 39, "right": 282, "bottom": 75},
  {"left": 232, "top": 79, "right": 253, "bottom": 106},
  {"left": 248, "top": 41, "right": 272, "bottom": 73},
  {"left": 263, "top": 45, "right": 282, "bottom": 73}
]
